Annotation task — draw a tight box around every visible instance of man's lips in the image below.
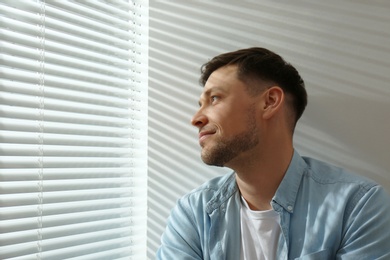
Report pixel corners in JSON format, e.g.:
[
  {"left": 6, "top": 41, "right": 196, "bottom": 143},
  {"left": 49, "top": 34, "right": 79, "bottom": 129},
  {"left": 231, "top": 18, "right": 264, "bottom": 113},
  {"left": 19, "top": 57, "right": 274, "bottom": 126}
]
[{"left": 198, "top": 130, "right": 216, "bottom": 145}]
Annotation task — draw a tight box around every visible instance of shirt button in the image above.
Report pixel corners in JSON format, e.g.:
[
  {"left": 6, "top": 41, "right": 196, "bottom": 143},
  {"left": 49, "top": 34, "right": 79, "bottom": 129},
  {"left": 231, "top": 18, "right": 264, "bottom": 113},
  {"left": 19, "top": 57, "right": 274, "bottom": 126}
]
[{"left": 287, "top": 206, "right": 293, "bottom": 211}]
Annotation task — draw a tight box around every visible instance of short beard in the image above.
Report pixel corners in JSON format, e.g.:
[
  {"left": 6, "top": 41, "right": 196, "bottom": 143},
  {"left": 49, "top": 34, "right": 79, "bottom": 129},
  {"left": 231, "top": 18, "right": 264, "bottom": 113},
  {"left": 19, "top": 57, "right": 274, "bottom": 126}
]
[{"left": 201, "top": 105, "right": 259, "bottom": 167}]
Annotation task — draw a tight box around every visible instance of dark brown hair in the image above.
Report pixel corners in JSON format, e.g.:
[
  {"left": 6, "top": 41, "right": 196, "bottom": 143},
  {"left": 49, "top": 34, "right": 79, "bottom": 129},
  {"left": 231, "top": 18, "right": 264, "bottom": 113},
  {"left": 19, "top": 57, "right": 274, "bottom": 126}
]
[{"left": 200, "top": 47, "right": 307, "bottom": 126}]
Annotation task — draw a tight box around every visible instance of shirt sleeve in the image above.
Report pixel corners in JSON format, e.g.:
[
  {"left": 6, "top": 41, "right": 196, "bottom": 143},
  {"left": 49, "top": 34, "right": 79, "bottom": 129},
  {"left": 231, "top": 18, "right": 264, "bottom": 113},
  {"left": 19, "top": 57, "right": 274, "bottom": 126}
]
[
  {"left": 156, "top": 197, "right": 203, "bottom": 260},
  {"left": 337, "top": 185, "right": 390, "bottom": 259}
]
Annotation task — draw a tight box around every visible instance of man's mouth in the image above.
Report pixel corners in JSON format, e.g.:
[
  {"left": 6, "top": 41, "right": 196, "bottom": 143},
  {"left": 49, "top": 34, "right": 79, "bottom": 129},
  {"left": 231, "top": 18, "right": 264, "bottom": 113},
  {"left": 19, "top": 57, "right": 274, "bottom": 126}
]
[{"left": 198, "top": 130, "right": 216, "bottom": 146}]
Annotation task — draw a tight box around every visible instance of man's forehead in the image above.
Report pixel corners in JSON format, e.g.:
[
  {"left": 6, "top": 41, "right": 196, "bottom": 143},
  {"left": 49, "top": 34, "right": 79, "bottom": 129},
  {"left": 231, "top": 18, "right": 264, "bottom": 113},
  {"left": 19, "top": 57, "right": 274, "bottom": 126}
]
[{"left": 207, "top": 65, "right": 237, "bottom": 82}]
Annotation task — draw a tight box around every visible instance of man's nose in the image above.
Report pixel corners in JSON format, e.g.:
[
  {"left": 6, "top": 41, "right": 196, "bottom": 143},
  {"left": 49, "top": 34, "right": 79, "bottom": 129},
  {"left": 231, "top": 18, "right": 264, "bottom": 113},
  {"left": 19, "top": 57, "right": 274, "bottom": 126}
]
[{"left": 191, "top": 109, "right": 208, "bottom": 128}]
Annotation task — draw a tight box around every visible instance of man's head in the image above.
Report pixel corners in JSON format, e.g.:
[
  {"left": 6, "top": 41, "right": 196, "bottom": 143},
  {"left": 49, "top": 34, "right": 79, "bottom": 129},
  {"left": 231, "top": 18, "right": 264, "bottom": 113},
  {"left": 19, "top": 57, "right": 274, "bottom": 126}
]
[
  {"left": 192, "top": 65, "right": 261, "bottom": 167},
  {"left": 192, "top": 47, "right": 307, "bottom": 167},
  {"left": 200, "top": 47, "right": 307, "bottom": 130}
]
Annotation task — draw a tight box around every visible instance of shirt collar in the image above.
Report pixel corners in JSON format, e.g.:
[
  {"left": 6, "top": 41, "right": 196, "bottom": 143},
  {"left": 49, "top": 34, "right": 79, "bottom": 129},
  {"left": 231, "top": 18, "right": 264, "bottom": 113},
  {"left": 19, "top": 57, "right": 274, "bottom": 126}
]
[
  {"left": 272, "top": 150, "right": 308, "bottom": 213},
  {"left": 206, "top": 172, "right": 238, "bottom": 214}
]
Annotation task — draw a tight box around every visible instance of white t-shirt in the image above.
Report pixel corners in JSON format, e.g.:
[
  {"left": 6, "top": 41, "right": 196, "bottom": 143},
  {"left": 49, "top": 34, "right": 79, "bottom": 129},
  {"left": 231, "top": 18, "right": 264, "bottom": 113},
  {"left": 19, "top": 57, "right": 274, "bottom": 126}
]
[{"left": 240, "top": 197, "right": 281, "bottom": 260}]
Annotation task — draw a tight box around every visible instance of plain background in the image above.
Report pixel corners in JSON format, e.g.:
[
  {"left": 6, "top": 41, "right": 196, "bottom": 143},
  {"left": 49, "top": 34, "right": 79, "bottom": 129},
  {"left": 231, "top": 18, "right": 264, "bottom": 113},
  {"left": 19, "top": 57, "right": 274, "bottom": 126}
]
[{"left": 147, "top": 1, "right": 390, "bottom": 258}]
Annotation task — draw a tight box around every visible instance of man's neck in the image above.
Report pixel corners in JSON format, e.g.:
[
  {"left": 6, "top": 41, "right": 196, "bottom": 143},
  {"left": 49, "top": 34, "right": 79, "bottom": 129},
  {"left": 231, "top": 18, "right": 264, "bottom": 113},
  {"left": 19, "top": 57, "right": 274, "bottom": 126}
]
[{"left": 233, "top": 146, "right": 294, "bottom": 211}]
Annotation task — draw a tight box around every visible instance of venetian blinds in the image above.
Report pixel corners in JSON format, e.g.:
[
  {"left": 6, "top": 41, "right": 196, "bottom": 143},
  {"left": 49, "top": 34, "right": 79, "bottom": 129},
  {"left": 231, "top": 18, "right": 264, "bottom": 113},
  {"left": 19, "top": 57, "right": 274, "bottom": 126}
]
[{"left": 0, "top": 0, "right": 148, "bottom": 259}]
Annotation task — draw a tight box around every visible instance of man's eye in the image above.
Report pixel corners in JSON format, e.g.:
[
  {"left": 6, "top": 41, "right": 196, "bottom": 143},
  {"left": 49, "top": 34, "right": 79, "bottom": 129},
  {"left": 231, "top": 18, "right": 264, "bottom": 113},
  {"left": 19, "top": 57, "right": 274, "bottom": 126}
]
[{"left": 211, "top": 96, "right": 219, "bottom": 102}]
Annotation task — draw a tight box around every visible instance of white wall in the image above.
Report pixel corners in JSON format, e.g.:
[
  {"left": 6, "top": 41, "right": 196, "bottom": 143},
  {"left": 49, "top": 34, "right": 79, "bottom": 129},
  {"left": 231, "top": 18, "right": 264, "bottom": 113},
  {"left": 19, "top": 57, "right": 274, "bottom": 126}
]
[{"left": 147, "top": 1, "right": 390, "bottom": 258}]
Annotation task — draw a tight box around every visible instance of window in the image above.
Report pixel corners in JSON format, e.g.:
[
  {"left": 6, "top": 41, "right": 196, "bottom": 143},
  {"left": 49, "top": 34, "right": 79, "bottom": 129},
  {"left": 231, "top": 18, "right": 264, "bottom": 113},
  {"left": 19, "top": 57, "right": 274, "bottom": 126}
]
[{"left": 0, "top": 1, "right": 148, "bottom": 259}]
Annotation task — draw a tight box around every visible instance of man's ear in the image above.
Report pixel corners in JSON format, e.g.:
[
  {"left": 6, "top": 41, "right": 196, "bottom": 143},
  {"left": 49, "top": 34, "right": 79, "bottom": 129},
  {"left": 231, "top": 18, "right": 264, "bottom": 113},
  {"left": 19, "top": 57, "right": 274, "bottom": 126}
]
[{"left": 262, "top": 86, "right": 284, "bottom": 119}]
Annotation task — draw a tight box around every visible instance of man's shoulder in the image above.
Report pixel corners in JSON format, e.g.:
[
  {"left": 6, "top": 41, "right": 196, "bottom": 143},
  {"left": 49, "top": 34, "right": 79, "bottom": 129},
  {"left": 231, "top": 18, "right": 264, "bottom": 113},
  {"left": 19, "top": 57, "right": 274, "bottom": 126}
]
[
  {"left": 185, "top": 171, "right": 235, "bottom": 197},
  {"left": 301, "top": 156, "right": 378, "bottom": 191},
  {"left": 178, "top": 172, "right": 237, "bottom": 209}
]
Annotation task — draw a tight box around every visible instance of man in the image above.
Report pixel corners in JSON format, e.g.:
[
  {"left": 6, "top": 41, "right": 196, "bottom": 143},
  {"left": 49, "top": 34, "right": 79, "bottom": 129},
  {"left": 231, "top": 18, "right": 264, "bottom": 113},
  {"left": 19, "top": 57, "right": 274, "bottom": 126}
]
[{"left": 156, "top": 47, "right": 390, "bottom": 259}]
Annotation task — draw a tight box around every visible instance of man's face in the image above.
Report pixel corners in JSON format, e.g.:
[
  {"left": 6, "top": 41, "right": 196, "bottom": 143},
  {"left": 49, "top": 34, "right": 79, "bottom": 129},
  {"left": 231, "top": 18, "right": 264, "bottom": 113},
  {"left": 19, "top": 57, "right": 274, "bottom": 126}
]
[{"left": 191, "top": 65, "right": 262, "bottom": 167}]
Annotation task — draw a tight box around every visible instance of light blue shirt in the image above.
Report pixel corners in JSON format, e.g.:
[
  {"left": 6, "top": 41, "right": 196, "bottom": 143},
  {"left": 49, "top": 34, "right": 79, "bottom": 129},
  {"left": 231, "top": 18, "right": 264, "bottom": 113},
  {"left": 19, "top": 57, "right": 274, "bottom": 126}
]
[{"left": 157, "top": 151, "right": 390, "bottom": 259}]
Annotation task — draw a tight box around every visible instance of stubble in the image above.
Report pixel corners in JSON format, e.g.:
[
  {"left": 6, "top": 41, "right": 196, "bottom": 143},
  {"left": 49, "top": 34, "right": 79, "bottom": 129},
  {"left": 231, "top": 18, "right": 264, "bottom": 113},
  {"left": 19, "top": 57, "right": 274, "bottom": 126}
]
[{"left": 201, "top": 105, "right": 259, "bottom": 167}]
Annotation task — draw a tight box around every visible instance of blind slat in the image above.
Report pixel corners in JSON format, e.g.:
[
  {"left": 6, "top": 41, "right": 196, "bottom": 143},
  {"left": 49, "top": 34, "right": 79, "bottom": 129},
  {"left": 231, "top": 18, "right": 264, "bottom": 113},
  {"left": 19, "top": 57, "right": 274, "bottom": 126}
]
[
  {"left": 0, "top": 118, "right": 132, "bottom": 136},
  {"left": 1, "top": 178, "right": 147, "bottom": 193},
  {"left": 0, "top": 132, "right": 146, "bottom": 148},
  {"left": 0, "top": 106, "right": 144, "bottom": 126},
  {"left": 0, "top": 168, "right": 146, "bottom": 180},
  {"left": 1, "top": 57, "right": 131, "bottom": 86},
  {"left": 0, "top": 156, "right": 146, "bottom": 169},
  {"left": 0, "top": 80, "right": 131, "bottom": 106},
  {"left": 0, "top": 187, "right": 145, "bottom": 207},
  {"left": 1, "top": 232, "right": 142, "bottom": 259},
  {"left": 1, "top": 197, "right": 144, "bottom": 220},
  {"left": 0, "top": 66, "right": 135, "bottom": 93},
  {"left": 1, "top": 207, "right": 139, "bottom": 232},
  {"left": 0, "top": 91, "right": 131, "bottom": 116}
]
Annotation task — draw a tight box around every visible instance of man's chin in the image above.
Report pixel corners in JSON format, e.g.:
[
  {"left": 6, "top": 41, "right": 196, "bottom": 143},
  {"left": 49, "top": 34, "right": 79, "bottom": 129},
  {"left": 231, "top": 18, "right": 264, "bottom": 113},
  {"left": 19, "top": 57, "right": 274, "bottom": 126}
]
[
  {"left": 201, "top": 152, "right": 225, "bottom": 167},
  {"left": 202, "top": 161, "right": 225, "bottom": 168}
]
